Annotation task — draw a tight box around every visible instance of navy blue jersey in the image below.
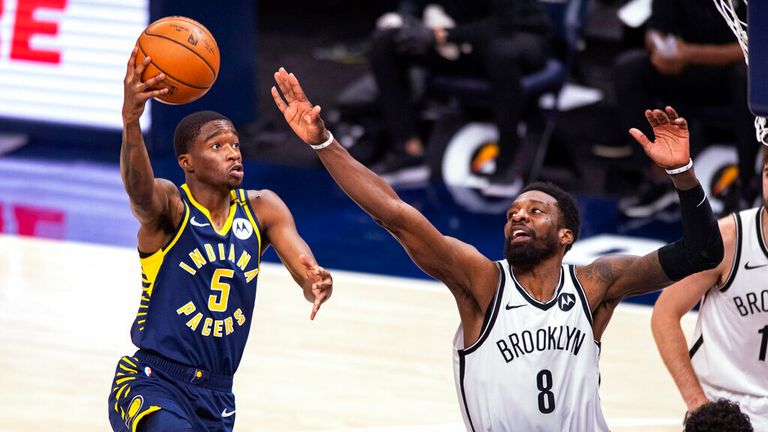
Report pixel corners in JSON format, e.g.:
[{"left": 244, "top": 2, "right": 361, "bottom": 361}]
[{"left": 131, "top": 184, "right": 262, "bottom": 376}]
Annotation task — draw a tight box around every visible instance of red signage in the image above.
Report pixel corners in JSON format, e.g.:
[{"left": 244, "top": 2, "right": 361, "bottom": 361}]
[{"left": 8, "top": 0, "right": 68, "bottom": 64}]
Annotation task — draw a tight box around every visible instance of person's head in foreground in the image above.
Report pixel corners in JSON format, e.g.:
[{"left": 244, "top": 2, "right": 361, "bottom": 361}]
[{"left": 684, "top": 399, "right": 753, "bottom": 432}]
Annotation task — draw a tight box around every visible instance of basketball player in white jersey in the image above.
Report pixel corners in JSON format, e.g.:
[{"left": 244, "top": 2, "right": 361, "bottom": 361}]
[
  {"left": 272, "top": 68, "right": 724, "bottom": 431},
  {"left": 652, "top": 147, "right": 768, "bottom": 429}
]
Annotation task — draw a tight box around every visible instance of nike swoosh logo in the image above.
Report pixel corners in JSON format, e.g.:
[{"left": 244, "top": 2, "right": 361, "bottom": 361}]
[
  {"left": 744, "top": 261, "right": 768, "bottom": 270},
  {"left": 190, "top": 216, "right": 210, "bottom": 227},
  {"left": 505, "top": 302, "right": 527, "bottom": 310},
  {"left": 221, "top": 408, "right": 236, "bottom": 418}
]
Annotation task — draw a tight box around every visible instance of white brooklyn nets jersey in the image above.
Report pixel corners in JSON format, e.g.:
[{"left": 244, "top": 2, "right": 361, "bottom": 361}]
[
  {"left": 453, "top": 260, "right": 609, "bottom": 431},
  {"left": 691, "top": 206, "right": 768, "bottom": 399}
]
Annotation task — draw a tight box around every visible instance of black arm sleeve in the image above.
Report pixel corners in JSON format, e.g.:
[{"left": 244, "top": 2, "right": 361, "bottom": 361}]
[{"left": 658, "top": 183, "right": 724, "bottom": 281}]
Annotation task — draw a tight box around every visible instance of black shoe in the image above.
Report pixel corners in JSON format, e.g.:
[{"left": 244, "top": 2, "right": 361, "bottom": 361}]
[
  {"left": 618, "top": 181, "right": 678, "bottom": 218},
  {"left": 483, "top": 169, "right": 523, "bottom": 198},
  {"left": 373, "top": 153, "right": 429, "bottom": 186}
]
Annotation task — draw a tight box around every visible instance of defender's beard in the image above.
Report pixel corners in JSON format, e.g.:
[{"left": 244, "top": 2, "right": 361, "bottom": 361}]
[{"left": 505, "top": 230, "right": 560, "bottom": 267}]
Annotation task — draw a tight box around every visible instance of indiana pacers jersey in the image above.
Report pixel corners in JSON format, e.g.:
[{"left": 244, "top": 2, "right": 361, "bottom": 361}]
[
  {"left": 691, "top": 206, "right": 768, "bottom": 398},
  {"left": 453, "top": 260, "right": 609, "bottom": 432},
  {"left": 130, "top": 184, "right": 262, "bottom": 376}
]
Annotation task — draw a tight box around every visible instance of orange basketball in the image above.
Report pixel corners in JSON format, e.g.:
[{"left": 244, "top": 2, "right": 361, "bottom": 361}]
[{"left": 136, "top": 16, "right": 220, "bottom": 105}]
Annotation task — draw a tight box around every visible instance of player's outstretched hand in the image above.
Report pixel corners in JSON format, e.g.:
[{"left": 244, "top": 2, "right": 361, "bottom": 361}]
[
  {"left": 629, "top": 106, "right": 690, "bottom": 170},
  {"left": 299, "top": 254, "right": 333, "bottom": 320},
  {"left": 122, "top": 47, "right": 168, "bottom": 123},
  {"left": 271, "top": 67, "right": 330, "bottom": 147}
]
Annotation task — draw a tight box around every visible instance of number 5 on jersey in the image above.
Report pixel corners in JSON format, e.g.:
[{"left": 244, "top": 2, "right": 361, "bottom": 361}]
[{"left": 209, "top": 268, "right": 234, "bottom": 312}]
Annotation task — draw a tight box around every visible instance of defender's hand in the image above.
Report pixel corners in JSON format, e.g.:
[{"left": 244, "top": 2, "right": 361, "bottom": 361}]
[
  {"left": 299, "top": 254, "right": 333, "bottom": 320},
  {"left": 123, "top": 47, "right": 168, "bottom": 123},
  {"left": 629, "top": 106, "right": 690, "bottom": 170},
  {"left": 271, "top": 67, "right": 330, "bottom": 147}
]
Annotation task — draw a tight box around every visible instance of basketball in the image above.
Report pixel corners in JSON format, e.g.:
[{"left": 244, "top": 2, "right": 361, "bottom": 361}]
[{"left": 136, "top": 16, "right": 220, "bottom": 105}]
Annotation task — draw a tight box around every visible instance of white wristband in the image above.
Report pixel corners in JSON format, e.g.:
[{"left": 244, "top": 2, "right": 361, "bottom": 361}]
[
  {"left": 665, "top": 159, "right": 693, "bottom": 175},
  {"left": 310, "top": 131, "right": 334, "bottom": 151}
]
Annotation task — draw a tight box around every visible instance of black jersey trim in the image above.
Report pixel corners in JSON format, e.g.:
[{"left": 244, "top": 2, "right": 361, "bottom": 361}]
[
  {"left": 510, "top": 260, "right": 564, "bottom": 311},
  {"left": 720, "top": 212, "right": 743, "bottom": 293},
  {"left": 461, "top": 261, "right": 506, "bottom": 355},
  {"left": 689, "top": 335, "right": 704, "bottom": 358},
  {"left": 569, "top": 265, "right": 593, "bottom": 326},
  {"left": 458, "top": 352, "right": 477, "bottom": 432},
  {"left": 757, "top": 206, "right": 768, "bottom": 259}
]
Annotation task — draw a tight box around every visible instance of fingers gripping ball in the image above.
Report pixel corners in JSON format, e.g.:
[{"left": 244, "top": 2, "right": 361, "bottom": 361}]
[{"left": 136, "top": 16, "right": 220, "bottom": 105}]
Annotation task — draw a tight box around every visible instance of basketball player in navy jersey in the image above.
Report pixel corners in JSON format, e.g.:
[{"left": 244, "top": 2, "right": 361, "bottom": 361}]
[
  {"left": 652, "top": 147, "right": 768, "bottom": 429},
  {"left": 272, "top": 68, "right": 723, "bottom": 430},
  {"left": 107, "top": 49, "right": 333, "bottom": 432}
]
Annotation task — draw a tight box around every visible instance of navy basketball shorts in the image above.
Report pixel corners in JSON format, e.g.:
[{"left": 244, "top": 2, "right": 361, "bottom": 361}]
[{"left": 107, "top": 350, "right": 236, "bottom": 432}]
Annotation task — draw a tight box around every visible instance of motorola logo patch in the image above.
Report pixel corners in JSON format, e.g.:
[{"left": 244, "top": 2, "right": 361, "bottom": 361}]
[
  {"left": 233, "top": 218, "right": 253, "bottom": 240},
  {"left": 558, "top": 293, "right": 576, "bottom": 312}
]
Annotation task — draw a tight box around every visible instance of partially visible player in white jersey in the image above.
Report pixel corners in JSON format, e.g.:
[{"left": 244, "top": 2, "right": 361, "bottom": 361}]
[
  {"left": 653, "top": 147, "right": 768, "bottom": 429},
  {"left": 272, "top": 68, "right": 724, "bottom": 431}
]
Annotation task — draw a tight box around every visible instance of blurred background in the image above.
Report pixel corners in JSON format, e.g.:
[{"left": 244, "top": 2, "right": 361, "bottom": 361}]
[{"left": 0, "top": 0, "right": 757, "bottom": 301}]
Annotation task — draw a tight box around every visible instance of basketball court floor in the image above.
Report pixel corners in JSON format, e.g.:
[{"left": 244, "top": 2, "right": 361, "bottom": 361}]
[{"left": 0, "top": 234, "right": 696, "bottom": 431}]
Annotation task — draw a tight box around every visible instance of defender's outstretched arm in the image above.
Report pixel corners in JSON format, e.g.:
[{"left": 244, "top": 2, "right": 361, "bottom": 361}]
[{"left": 271, "top": 67, "right": 499, "bottom": 322}]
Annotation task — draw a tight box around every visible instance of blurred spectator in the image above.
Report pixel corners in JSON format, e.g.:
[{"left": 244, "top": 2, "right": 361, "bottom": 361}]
[
  {"left": 368, "top": 0, "right": 551, "bottom": 194},
  {"left": 594, "top": 0, "right": 754, "bottom": 218}
]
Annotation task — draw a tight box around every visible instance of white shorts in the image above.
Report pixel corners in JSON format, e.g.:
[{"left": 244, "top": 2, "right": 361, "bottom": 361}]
[{"left": 703, "top": 385, "right": 768, "bottom": 431}]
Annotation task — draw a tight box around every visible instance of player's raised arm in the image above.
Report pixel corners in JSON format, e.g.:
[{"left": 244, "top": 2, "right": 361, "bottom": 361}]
[
  {"left": 581, "top": 107, "right": 724, "bottom": 307},
  {"left": 249, "top": 189, "right": 332, "bottom": 320},
  {"left": 271, "top": 67, "right": 498, "bottom": 317},
  {"left": 121, "top": 48, "right": 178, "bottom": 245},
  {"left": 651, "top": 214, "right": 735, "bottom": 412},
  {"left": 652, "top": 268, "right": 719, "bottom": 412}
]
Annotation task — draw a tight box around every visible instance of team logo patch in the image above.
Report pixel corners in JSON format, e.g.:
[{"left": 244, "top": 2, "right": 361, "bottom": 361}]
[
  {"left": 557, "top": 293, "right": 576, "bottom": 312},
  {"left": 144, "top": 366, "right": 152, "bottom": 377},
  {"left": 125, "top": 395, "right": 144, "bottom": 427},
  {"left": 233, "top": 218, "right": 253, "bottom": 240}
]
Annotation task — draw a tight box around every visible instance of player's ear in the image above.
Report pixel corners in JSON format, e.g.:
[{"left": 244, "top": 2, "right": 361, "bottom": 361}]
[
  {"left": 559, "top": 228, "right": 573, "bottom": 249},
  {"left": 178, "top": 154, "right": 193, "bottom": 173}
]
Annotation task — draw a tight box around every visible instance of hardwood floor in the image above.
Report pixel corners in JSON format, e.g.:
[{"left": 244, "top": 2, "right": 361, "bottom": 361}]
[{"left": 0, "top": 235, "right": 694, "bottom": 431}]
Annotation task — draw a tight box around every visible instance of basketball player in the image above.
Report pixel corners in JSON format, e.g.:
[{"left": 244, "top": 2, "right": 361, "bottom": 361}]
[
  {"left": 652, "top": 147, "right": 768, "bottom": 429},
  {"left": 107, "top": 49, "right": 333, "bottom": 432},
  {"left": 271, "top": 68, "right": 723, "bottom": 430}
]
